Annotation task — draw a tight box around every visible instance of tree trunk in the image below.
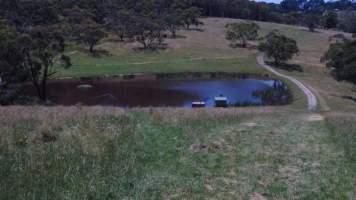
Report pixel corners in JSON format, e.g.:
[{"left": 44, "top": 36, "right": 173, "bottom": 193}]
[
  {"left": 143, "top": 41, "right": 148, "bottom": 49},
  {"left": 274, "top": 58, "right": 280, "bottom": 67},
  {"left": 241, "top": 38, "right": 247, "bottom": 48},
  {"left": 171, "top": 29, "right": 176, "bottom": 38},
  {"left": 28, "top": 61, "right": 43, "bottom": 101},
  {"left": 90, "top": 44, "right": 94, "bottom": 53},
  {"left": 40, "top": 63, "right": 49, "bottom": 102},
  {"left": 32, "top": 79, "right": 42, "bottom": 101}
]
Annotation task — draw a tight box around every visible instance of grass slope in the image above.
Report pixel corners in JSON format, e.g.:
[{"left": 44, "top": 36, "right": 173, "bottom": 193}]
[
  {"left": 57, "top": 18, "right": 342, "bottom": 78},
  {"left": 58, "top": 53, "right": 262, "bottom": 77},
  {"left": 2, "top": 17, "right": 356, "bottom": 199},
  {"left": 0, "top": 108, "right": 355, "bottom": 199}
]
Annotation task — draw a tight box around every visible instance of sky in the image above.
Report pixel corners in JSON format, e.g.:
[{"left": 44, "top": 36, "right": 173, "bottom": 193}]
[
  {"left": 254, "top": 0, "right": 282, "bottom": 3},
  {"left": 254, "top": 0, "right": 353, "bottom": 4}
]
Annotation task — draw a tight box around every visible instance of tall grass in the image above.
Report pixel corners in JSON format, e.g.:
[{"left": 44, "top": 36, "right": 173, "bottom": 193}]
[
  {"left": 1, "top": 108, "right": 355, "bottom": 199},
  {"left": 0, "top": 115, "right": 141, "bottom": 199},
  {"left": 0, "top": 110, "right": 219, "bottom": 199},
  {"left": 325, "top": 116, "right": 356, "bottom": 162}
]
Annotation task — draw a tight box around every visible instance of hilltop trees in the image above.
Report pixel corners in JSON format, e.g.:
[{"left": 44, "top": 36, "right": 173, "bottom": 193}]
[
  {"left": 103, "top": 0, "right": 203, "bottom": 48},
  {"left": 323, "top": 11, "right": 338, "bottom": 29},
  {"left": 1, "top": 0, "right": 356, "bottom": 36},
  {"left": 23, "top": 26, "right": 72, "bottom": 102},
  {"left": 259, "top": 30, "right": 299, "bottom": 66},
  {"left": 0, "top": 0, "right": 207, "bottom": 103},
  {"left": 304, "top": 14, "right": 320, "bottom": 32},
  {"left": 225, "top": 22, "right": 260, "bottom": 48},
  {"left": 0, "top": 23, "right": 28, "bottom": 105},
  {"left": 281, "top": 0, "right": 300, "bottom": 12},
  {"left": 0, "top": 0, "right": 204, "bottom": 51},
  {"left": 106, "top": 9, "right": 135, "bottom": 41},
  {"left": 164, "top": 12, "right": 183, "bottom": 38},
  {"left": 182, "top": 7, "right": 204, "bottom": 30},
  {"left": 61, "top": 6, "right": 96, "bottom": 42},
  {"left": 132, "top": 17, "right": 165, "bottom": 49},
  {"left": 338, "top": 11, "right": 356, "bottom": 33},
  {"left": 186, "top": 0, "right": 356, "bottom": 32},
  {"left": 80, "top": 24, "right": 107, "bottom": 53},
  {"left": 322, "top": 38, "right": 356, "bottom": 83},
  {"left": 304, "top": 0, "right": 325, "bottom": 13},
  {"left": 0, "top": 22, "right": 71, "bottom": 103}
]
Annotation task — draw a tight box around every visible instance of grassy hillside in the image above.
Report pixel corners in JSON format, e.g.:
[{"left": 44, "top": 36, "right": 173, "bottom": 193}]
[
  {"left": 58, "top": 18, "right": 260, "bottom": 78},
  {"left": 0, "top": 107, "right": 355, "bottom": 199},
  {"left": 57, "top": 18, "right": 342, "bottom": 78},
  {"left": 1, "top": 18, "right": 356, "bottom": 199},
  {"left": 56, "top": 17, "right": 356, "bottom": 111}
]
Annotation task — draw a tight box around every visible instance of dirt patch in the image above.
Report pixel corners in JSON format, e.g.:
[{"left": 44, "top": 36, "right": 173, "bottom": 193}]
[
  {"left": 189, "top": 140, "right": 225, "bottom": 153},
  {"left": 306, "top": 114, "right": 325, "bottom": 122},
  {"left": 279, "top": 166, "right": 299, "bottom": 183},
  {"left": 296, "top": 143, "right": 307, "bottom": 152},
  {"left": 270, "top": 128, "right": 283, "bottom": 135},
  {"left": 244, "top": 122, "right": 259, "bottom": 128},
  {"left": 205, "top": 184, "right": 214, "bottom": 192},
  {"left": 250, "top": 192, "right": 267, "bottom": 200}
]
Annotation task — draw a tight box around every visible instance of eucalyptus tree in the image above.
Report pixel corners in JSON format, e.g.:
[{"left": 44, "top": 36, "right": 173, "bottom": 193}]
[
  {"left": 80, "top": 23, "right": 107, "bottom": 53},
  {"left": 0, "top": 22, "right": 28, "bottom": 104},
  {"left": 323, "top": 11, "right": 338, "bottom": 29},
  {"left": 23, "top": 26, "right": 72, "bottom": 102},
  {"left": 322, "top": 38, "right": 356, "bottom": 83},
  {"left": 259, "top": 30, "right": 299, "bottom": 66},
  {"left": 106, "top": 9, "right": 136, "bottom": 41},
  {"left": 304, "top": 14, "right": 320, "bottom": 32},
  {"left": 225, "top": 22, "right": 260, "bottom": 48},
  {"left": 181, "top": 7, "right": 203, "bottom": 30},
  {"left": 163, "top": 9, "right": 184, "bottom": 38}
]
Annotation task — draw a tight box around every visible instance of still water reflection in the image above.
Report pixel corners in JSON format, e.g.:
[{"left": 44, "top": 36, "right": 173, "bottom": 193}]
[{"left": 24, "top": 78, "right": 292, "bottom": 107}]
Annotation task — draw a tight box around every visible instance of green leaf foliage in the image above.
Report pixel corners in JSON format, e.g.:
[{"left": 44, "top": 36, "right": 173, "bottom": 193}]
[
  {"left": 322, "top": 38, "right": 356, "bottom": 83},
  {"left": 258, "top": 30, "right": 299, "bottom": 66},
  {"left": 225, "top": 22, "right": 260, "bottom": 48}
]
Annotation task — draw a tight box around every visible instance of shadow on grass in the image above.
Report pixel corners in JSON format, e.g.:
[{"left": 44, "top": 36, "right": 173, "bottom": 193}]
[
  {"left": 229, "top": 42, "right": 259, "bottom": 50},
  {"left": 229, "top": 43, "right": 246, "bottom": 49},
  {"left": 300, "top": 28, "right": 322, "bottom": 34},
  {"left": 104, "top": 38, "right": 136, "bottom": 43},
  {"left": 266, "top": 61, "right": 303, "bottom": 72},
  {"left": 81, "top": 49, "right": 112, "bottom": 58},
  {"left": 132, "top": 43, "right": 168, "bottom": 52},
  {"left": 186, "top": 27, "right": 204, "bottom": 32},
  {"left": 104, "top": 38, "right": 124, "bottom": 43},
  {"left": 341, "top": 95, "right": 356, "bottom": 103},
  {"left": 169, "top": 34, "right": 187, "bottom": 39}
]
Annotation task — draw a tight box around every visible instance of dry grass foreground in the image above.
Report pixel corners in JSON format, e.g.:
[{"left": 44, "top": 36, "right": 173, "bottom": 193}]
[{"left": 0, "top": 107, "right": 355, "bottom": 199}]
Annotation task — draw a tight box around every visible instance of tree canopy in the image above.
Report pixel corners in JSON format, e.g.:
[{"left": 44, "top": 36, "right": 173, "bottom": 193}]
[
  {"left": 0, "top": 0, "right": 205, "bottom": 104},
  {"left": 322, "top": 38, "right": 356, "bottom": 83},
  {"left": 259, "top": 30, "right": 299, "bottom": 66},
  {"left": 225, "top": 22, "right": 260, "bottom": 48},
  {"left": 0, "top": 23, "right": 28, "bottom": 104},
  {"left": 304, "top": 14, "right": 320, "bottom": 32},
  {"left": 322, "top": 11, "right": 338, "bottom": 29}
]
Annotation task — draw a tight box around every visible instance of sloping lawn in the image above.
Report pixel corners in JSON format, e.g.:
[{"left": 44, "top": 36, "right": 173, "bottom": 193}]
[{"left": 1, "top": 108, "right": 355, "bottom": 199}]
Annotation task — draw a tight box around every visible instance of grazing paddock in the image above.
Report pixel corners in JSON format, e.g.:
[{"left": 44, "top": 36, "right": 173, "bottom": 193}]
[
  {"left": 1, "top": 17, "right": 356, "bottom": 199},
  {"left": 0, "top": 107, "right": 355, "bottom": 199},
  {"left": 56, "top": 18, "right": 356, "bottom": 111}
]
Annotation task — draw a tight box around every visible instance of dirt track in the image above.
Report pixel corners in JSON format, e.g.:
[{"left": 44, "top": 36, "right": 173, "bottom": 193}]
[{"left": 257, "top": 54, "right": 318, "bottom": 111}]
